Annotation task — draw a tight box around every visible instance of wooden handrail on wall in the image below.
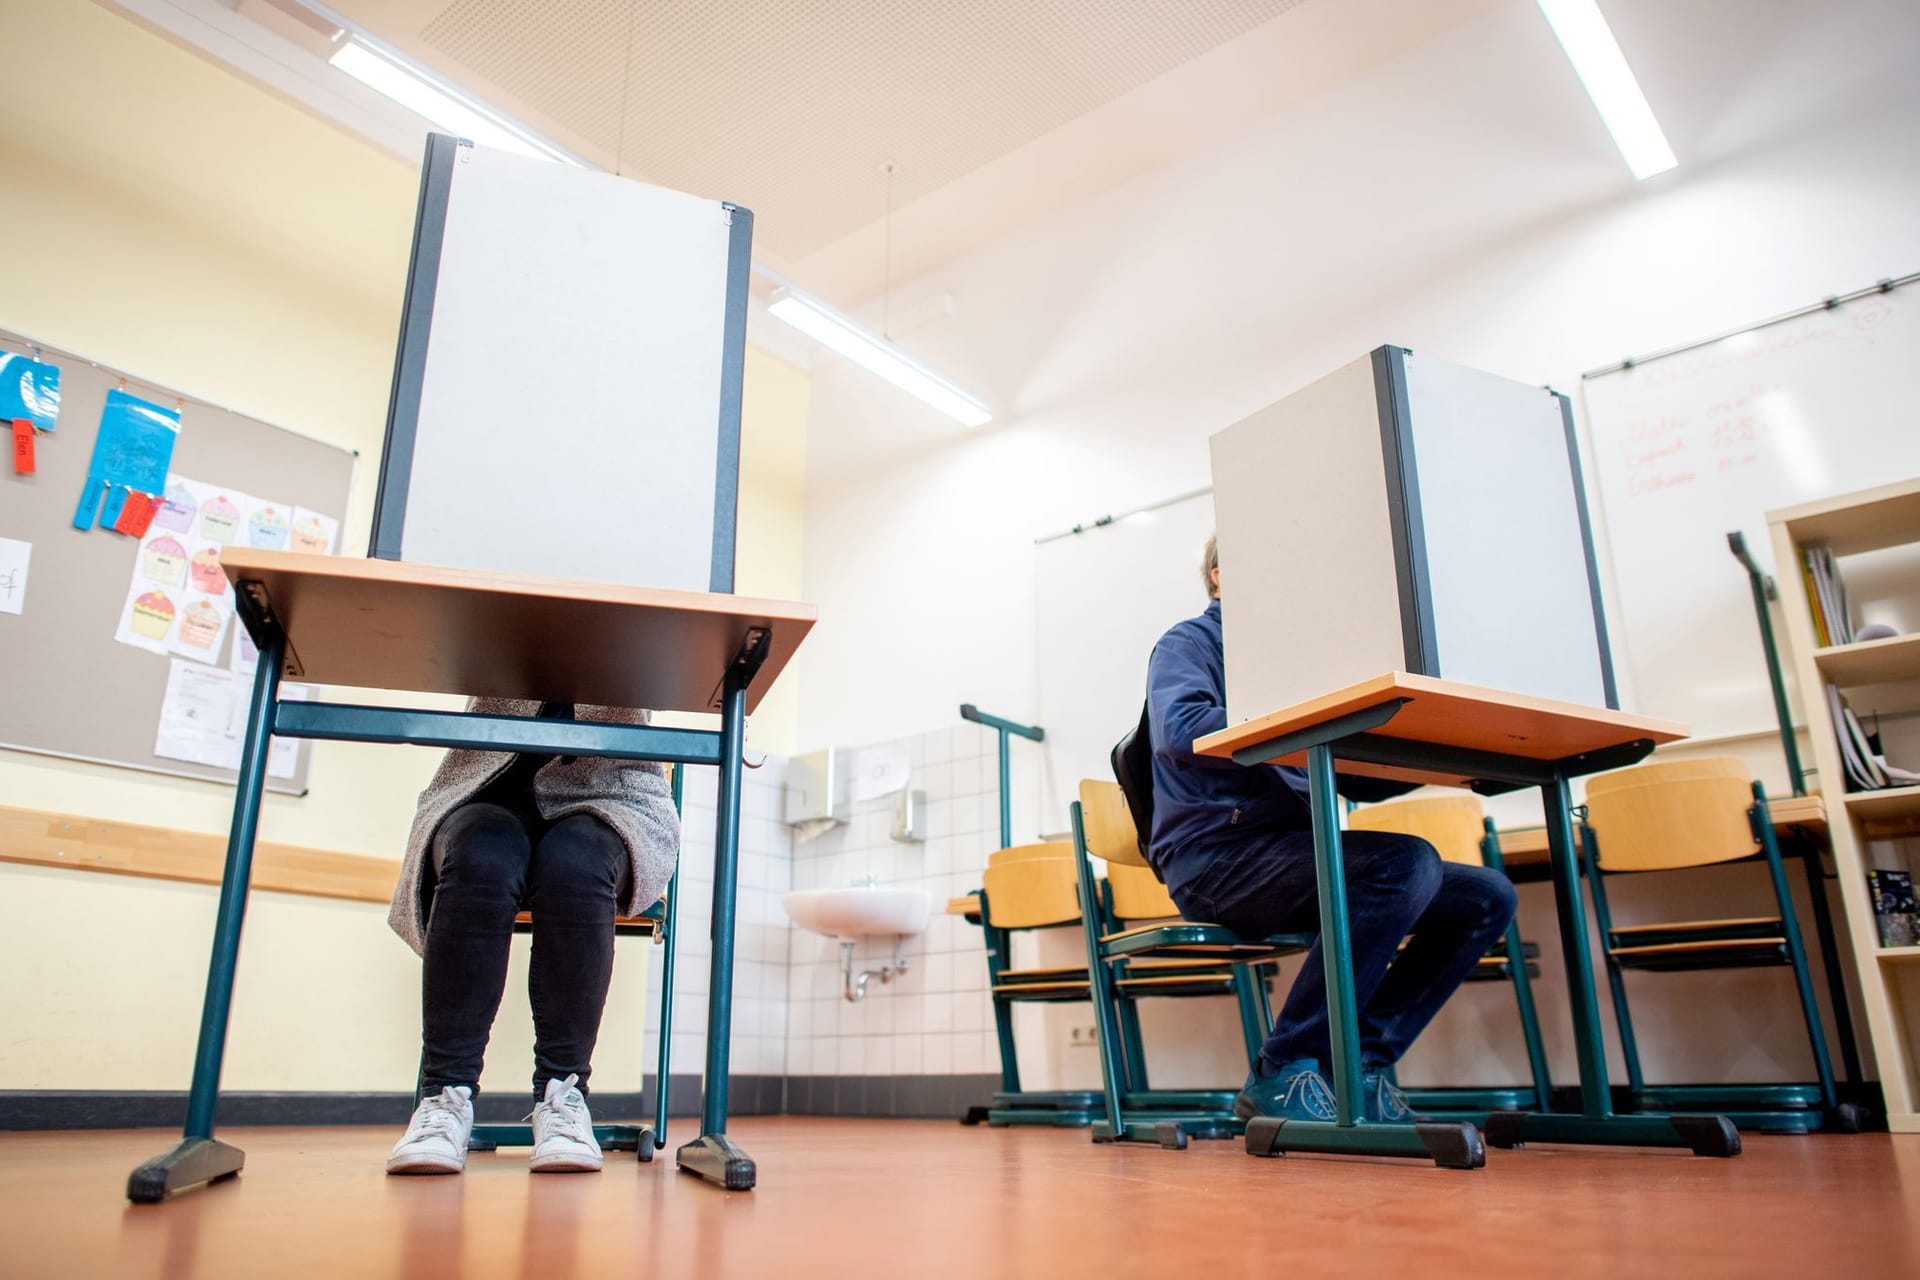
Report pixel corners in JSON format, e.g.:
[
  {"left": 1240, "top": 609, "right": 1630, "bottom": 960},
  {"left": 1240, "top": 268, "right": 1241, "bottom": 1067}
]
[{"left": 0, "top": 806, "right": 394, "bottom": 905}]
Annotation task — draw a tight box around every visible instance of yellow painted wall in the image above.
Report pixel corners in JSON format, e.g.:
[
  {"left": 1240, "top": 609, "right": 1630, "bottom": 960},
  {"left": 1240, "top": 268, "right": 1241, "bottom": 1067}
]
[{"left": 0, "top": 0, "right": 805, "bottom": 1092}]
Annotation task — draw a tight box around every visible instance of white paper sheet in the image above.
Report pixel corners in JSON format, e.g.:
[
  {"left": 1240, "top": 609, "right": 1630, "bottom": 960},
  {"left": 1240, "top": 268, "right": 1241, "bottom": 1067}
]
[
  {"left": 0, "top": 536, "right": 30, "bottom": 616},
  {"left": 155, "top": 658, "right": 311, "bottom": 778}
]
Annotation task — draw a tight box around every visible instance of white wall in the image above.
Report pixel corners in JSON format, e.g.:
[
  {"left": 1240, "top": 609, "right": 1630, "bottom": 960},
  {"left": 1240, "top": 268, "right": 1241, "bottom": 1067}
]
[{"left": 792, "top": 0, "right": 1920, "bottom": 1087}]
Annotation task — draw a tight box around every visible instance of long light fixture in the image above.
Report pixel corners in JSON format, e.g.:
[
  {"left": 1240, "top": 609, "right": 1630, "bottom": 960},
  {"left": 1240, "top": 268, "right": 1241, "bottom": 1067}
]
[
  {"left": 764, "top": 277, "right": 992, "bottom": 428},
  {"left": 1536, "top": 0, "right": 1677, "bottom": 180},
  {"left": 328, "top": 37, "right": 582, "bottom": 166}
]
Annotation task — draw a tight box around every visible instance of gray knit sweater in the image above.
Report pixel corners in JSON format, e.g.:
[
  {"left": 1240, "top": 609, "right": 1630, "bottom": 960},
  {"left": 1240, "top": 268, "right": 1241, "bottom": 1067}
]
[{"left": 388, "top": 698, "right": 681, "bottom": 956}]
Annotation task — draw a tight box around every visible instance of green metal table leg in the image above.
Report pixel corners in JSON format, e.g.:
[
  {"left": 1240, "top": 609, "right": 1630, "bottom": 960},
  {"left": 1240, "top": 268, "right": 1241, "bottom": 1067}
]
[
  {"left": 647, "top": 767, "right": 686, "bottom": 1160},
  {"left": 1241, "top": 746, "right": 1485, "bottom": 1169},
  {"left": 1305, "top": 744, "right": 1364, "bottom": 1126},
  {"left": 676, "top": 667, "right": 756, "bottom": 1191},
  {"left": 128, "top": 630, "right": 285, "bottom": 1203}
]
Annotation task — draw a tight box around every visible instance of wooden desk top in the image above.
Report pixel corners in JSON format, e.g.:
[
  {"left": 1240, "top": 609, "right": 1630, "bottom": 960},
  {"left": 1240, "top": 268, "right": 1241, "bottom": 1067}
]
[
  {"left": 1195, "top": 672, "right": 1688, "bottom": 788},
  {"left": 220, "top": 548, "right": 816, "bottom": 715}
]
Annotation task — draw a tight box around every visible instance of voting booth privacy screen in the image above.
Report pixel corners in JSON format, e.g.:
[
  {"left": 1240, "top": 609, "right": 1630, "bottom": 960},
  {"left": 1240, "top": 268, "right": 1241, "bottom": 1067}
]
[
  {"left": 371, "top": 135, "right": 752, "bottom": 594},
  {"left": 1211, "top": 346, "right": 1614, "bottom": 725}
]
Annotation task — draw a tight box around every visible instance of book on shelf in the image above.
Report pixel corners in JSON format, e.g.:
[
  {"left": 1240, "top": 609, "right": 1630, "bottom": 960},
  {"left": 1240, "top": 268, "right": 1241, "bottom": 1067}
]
[
  {"left": 1803, "top": 545, "right": 1854, "bottom": 646},
  {"left": 1869, "top": 869, "right": 1918, "bottom": 949},
  {"left": 1827, "top": 683, "right": 1889, "bottom": 791}
]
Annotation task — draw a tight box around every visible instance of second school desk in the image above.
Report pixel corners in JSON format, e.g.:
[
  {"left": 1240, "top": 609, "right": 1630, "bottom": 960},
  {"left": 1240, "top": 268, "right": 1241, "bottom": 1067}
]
[
  {"left": 1193, "top": 672, "right": 1747, "bottom": 1167},
  {"left": 126, "top": 549, "right": 814, "bottom": 1202}
]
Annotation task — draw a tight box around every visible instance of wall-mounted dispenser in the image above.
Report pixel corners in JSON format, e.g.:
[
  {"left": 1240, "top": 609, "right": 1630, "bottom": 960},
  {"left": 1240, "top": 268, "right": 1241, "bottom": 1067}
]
[
  {"left": 890, "top": 789, "right": 927, "bottom": 843},
  {"left": 784, "top": 747, "right": 851, "bottom": 829}
]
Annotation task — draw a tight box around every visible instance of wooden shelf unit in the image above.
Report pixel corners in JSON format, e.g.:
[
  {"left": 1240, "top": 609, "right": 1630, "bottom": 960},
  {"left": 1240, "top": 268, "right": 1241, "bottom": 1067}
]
[
  {"left": 1814, "top": 632, "right": 1920, "bottom": 687},
  {"left": 1770, "top": 474, "right": 1920, "bottom": 1134}
]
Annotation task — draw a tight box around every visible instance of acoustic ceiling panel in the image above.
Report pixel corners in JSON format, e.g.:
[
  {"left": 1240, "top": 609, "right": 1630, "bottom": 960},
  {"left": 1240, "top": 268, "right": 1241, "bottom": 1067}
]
[{"left": 409, "top": 0, "right": 1309, "bottom": 258}]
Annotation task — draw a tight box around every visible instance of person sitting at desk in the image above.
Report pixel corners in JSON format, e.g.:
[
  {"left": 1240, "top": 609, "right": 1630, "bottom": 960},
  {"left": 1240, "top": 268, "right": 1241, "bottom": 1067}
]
[
  {"left": 384, "top": 700, "right": 679, "bottom": 1175},
  {"left": 1144, "top": 536, "right": 1518, "bottom": 1125}
]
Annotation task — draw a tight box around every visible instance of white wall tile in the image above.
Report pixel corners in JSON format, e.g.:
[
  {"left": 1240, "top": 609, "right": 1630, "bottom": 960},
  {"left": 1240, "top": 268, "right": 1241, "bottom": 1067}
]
[
  {"left": 925, "top": 993, "right": 956, "bottom": 1033},
  {"left": 894, "top": 1033, "right": 924, "bottom": 1074},
  {"left": 954, "top": 990, "right": 988, "bottom": 1033},
  {"left": 923, "top": 1032, "right": 954, "bottom": 1074}
]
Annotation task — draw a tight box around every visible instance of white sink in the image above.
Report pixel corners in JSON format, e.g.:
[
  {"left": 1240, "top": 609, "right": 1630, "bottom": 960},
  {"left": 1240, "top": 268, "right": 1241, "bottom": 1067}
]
[{"left": 783, "top": 886, "right": 932, "bottom": 941}]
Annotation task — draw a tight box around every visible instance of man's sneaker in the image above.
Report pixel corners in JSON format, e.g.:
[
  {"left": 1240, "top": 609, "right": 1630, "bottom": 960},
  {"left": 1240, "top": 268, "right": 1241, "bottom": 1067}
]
[
  {"left": 529, "top": 1074, "right": 603, "bottom": 1173},
  {"left": 1232, "top": 1058, "right": 1338, "bottom": 1123},
  {"left": 1363, "top": 1071, "right": 1421, "bottom": 1124},
  {"left": 387, "top": 1085, "right": 474, "bottom": 1175}
]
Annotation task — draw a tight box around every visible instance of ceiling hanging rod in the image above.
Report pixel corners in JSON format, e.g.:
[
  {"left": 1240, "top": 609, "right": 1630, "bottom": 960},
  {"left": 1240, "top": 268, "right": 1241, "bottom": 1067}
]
[
  {"left": 1034, "top": 486, "right": 1213, "bottom": 545},
  {"left": 1584, "top": 272, "right": 1919, "bottom": 380}
]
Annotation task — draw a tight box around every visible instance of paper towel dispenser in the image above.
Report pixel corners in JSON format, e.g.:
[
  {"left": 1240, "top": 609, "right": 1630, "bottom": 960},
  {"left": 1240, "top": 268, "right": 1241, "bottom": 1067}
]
[{"left": 784, "top": 748, "right": 851, "bottom": 827}]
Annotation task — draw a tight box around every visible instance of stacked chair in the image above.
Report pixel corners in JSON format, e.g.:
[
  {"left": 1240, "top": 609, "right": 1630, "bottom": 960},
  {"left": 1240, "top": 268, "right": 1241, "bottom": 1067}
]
[
  {"left": 1071, "top": 779, "right": 1313, "bottom": 1146},
  {"left": 1346, "top": 794, "right": 1553, "bottom": 1117},
  {"left": 967, "top": 841, "right": 1275, "bottom": 1129},
  {"left": 1580, "top": 757, "right": 1864, "bottom": 1132}
]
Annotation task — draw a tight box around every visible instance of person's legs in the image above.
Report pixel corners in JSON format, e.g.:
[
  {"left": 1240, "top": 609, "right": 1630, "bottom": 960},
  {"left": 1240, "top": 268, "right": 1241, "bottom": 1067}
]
[
  {"left": 526, "top": 812, "right": 630, "bottom": 1101},
  {"left": 419, "top": 802, "right": 535, "bottom": 1094},
  {"left": 1363, "top": 861, "right": 1519, "bottom": 1067},
  {"left": 1173, "top": 829, "right": 1444, "bottom": 1073}
]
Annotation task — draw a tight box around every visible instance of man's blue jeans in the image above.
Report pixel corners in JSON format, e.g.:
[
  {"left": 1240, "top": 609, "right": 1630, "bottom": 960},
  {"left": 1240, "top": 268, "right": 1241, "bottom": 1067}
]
[{"left": 1168, "top": 829, "right": 1518, "bottom": 1072}]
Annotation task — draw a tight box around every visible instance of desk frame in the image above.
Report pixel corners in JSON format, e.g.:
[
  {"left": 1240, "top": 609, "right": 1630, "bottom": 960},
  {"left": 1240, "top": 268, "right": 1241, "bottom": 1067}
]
[
  {"left": 127, "top": 589, "right": 771, "bottom": 1201},
  {"left": 1226, "top": 698, "right": 1741, "bottom": 1164}
]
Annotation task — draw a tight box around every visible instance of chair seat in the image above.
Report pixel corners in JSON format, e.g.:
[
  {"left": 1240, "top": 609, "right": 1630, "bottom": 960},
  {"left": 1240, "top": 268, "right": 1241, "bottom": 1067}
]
[
  {"left": 1099, "top": 920, "right": 1312, "bottom": 961},
  {"left": 1609, "top": 935, "right": 1789, "bottom": 972},
  {"left": 1609, "top": 916, "right": 1778, "bottom": 936},
  {"left": 995, "top": 955, "right": 1249, "bottom": 1001},
  {"left": 512, "top": 899, "right": 665, "bottom": 938},
  {"left": 1604, "top": 917, "right": 1782, "bottom": 953}
]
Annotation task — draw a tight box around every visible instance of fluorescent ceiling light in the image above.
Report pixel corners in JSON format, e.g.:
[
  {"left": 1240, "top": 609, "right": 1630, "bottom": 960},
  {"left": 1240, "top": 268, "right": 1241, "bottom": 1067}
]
[
  {"left": 766, "top": 284, "right": 992, "bottom": 428},
  {"left": 1536, "top": 0, "right": 1677, "bottom": 180},
  {"left": 328, "top": 38, "right": 581, "bottom": 166}
]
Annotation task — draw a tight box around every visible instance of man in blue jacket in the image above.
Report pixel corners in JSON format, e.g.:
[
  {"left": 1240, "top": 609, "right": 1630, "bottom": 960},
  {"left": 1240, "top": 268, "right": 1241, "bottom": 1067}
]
[{"left": 1146, "top": 535, "right": 1518, "bottom": 1124}]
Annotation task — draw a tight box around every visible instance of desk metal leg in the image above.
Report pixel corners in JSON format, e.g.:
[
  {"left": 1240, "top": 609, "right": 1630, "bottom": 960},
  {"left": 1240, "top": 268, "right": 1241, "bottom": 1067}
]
[
  {"left": 128, "top": 632, "right": 285, "bottom": 1203},
  {"left": 1246, "top": 745, "right": 1484, "bottom": 1169},
  {"left": 676, "top": 669, "right": 756, "bottom": 1190},
  {"left": 1480, "top": 776, "right": 1740, "bottom": 1158}
]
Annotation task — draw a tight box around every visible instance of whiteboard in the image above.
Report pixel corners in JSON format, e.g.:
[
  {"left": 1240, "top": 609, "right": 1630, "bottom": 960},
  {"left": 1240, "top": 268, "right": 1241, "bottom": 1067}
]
[
  {"left": 1034, "top": 491, "right": 1215, "bottom": 822},
  {"left": 375, "top": 136, "right": 748, "bottom": 593},
  {"left": 1584, "top": 284, "right": 1920, "bottom": 738}
]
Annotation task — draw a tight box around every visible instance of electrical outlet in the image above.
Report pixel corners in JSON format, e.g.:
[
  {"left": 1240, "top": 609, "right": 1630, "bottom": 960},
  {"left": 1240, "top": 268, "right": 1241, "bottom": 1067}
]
[{"left": 1068, "top": 1025, "right": 1098, "bottom": 1048}]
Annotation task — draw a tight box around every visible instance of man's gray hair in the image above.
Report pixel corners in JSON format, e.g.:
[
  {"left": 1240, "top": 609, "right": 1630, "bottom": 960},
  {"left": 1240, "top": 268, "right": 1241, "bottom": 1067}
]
[{"left": 1202, "top": 534, "right": 1219, "bottom": 600}]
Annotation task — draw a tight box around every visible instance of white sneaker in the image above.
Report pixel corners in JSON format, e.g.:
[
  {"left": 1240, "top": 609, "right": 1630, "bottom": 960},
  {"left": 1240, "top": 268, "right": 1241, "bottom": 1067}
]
[
  {"left": 387, "top": 1085, "right": 474, "bottom": 1175},
  {"left": 529, "top": 1074, "right": 603, "bottom": 1173}
]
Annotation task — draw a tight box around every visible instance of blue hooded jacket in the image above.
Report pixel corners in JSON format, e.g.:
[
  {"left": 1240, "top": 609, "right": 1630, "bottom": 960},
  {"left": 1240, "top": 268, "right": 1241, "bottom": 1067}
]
[{"left": 1144, "top": 599, "right": 1410, "bottom": 895}]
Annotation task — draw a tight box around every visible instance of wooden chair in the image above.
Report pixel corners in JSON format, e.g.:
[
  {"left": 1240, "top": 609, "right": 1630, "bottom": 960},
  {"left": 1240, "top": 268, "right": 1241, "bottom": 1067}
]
[
  {"left": 416, "top": 766, "right": 685, "bottom": 1159},
  {"left": 1581, "top": 757, "right": 1863, "bottom": 1132},
  {"left": 1072, "top": 779, "right": 1313, "bottom": 1147},
  {"left": 1346, "top": 794, "right": 1552, "bottom": 1116},
  {"left": 969, "top": 843, "right": 1266, "bottom": 1128}
]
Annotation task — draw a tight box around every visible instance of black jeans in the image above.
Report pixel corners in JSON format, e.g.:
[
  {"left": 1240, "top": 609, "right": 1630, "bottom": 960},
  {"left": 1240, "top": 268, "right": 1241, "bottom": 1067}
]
[
  {"left": 419, "top": 801, "right": 630, "bottom": 1102},
  {"left": 1170, "top": 828, "right": 1518, "bottom": 1073}
]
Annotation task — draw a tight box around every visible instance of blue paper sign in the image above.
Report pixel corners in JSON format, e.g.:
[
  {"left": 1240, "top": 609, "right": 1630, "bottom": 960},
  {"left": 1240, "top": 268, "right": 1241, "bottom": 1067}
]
[
  {"left": 73, "top": 389, "right": 181, "bottom": 532},
  {"left": 0, "top": 353, "right": 61, "bottom": 432}
]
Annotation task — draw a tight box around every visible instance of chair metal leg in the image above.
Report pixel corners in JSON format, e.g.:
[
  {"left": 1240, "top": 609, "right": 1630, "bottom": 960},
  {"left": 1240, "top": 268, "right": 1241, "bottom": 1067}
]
[
  {"left": 1115, "top": 971, "right": 1152, "bottom": 1093},
  {"left": 676, "top": 667, "right": 755, "bottom": 1191},
  {"left": 1796, "top": 834, "right": 1865, "bottom": 1098},
  {"left": 982, "top": 916, "right": 1024, "bottom": 1095},
  {"left": 128, "top": 630, "right": 284, "bottom": 1203},
  {"left": 1755, "top": 798, "right": 1841, "bottom": 1114},
  {"left": 1580, "top": 829, "right": 1646, "bottom": 1095},
  {"left": 1230, "top": 967, "right": 1266, "bottom": 1068},
  {"left": 647, "top": 767, "right": 686, "bottom": 1161}
]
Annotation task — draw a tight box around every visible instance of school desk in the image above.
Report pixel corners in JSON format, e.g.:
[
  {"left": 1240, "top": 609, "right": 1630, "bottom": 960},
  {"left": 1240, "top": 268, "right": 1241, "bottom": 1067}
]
[
  {"left": 1194, "top": 672, "right": 1746, "bottom": 1166},
  {"left": 126, "top": 549, "right": 814, "bottom": 1201}
]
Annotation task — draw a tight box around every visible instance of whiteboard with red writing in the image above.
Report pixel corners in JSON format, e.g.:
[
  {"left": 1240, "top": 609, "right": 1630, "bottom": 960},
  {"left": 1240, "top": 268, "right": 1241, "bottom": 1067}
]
[{"left": 1583, "top": 284, "right": 1920, "bottom": 739}]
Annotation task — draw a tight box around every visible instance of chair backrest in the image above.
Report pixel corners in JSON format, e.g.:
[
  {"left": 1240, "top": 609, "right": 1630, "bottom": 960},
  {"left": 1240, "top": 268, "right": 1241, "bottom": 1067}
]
[
  {"left": 1583, "top": 757, "right": 1759, "bottom": 872},
  {"left": 1110, "top": 703, "right": 1156, "bottom": 859},
  {"left": 1347, "top": 794, "right": 1487, "bottom": 866},
  {"left": 1079, "top": 779, "right": 1150, "bottom": 869},
  {"left": 981, "top": 841, "right": 1081, "bottom": 928},
  {"left": 1107, "top": 861, "right": 1181, "bottom": 922}
]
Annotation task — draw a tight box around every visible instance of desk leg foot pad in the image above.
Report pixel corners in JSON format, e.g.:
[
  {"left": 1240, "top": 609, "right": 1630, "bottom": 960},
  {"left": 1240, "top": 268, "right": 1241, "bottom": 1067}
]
[
  {"left": 1416, "top": 1122, "right": 1487, "bottom": 1170},
  {"left": 1244, "top": 1116, "right": 1286, "bottom": 1158},
  {"left": 1671, "top": 1114, "right": 1742, "bottom": 1158},
  {"left": 1483, "top": 1110, "right": 1527, "bottom": 1149},
  {"left": 127, "top": 1137, "right": 245, "bottom": 1203},
  {"left": 676, "top": 1134, "right": 756, "bottom": 1190}
]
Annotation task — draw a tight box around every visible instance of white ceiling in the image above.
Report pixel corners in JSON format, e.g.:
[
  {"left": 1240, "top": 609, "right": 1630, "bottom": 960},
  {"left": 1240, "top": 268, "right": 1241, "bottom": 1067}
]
[{"left": 310, "top": 0, "right": 1507, "bottom": 298}]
